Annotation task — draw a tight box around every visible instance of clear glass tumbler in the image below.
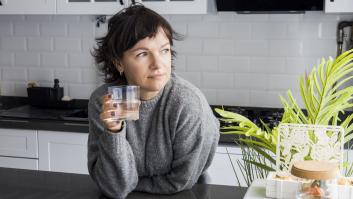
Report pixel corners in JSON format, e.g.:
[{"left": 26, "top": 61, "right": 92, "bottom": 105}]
[{"left": 107, "top": 85, "right": 140, "bottom": 121}]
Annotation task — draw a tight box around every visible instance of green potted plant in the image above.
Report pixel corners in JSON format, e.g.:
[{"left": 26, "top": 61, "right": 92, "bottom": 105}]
[{"left": 215, "top": 49, "right": 353, "bottom": 186}]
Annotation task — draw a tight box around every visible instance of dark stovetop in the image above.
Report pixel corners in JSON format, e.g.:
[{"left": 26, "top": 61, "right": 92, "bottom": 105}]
[{"left": 0, "top": 167, "right": 247, "bottom": 199}]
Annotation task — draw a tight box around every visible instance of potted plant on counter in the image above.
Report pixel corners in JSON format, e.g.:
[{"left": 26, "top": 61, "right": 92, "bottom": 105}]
[{"left": 215, "top": 49, "right": 353, "bottom": 186}]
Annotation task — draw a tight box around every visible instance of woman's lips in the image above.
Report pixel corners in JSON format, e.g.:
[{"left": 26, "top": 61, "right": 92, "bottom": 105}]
[{"left": 149, "top": 74, "right": 165, "bottom": 79}]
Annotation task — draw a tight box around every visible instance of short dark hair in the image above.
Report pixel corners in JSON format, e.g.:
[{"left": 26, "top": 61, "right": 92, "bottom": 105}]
[{"left": 92, "top": 4, "right": 182, "bottom": 83}]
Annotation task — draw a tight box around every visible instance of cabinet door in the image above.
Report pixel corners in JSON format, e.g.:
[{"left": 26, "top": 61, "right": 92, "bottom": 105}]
[
  {"left": 325, "top": 0, "right": 353, "bottom": 13},
  {"left": 229, "top": 154, "right": 249, "bottom": 187},
  {"left": 57, "top": 0, "right": 125, "bottom": 15},
  {"left": 0, "top": 0, "right": 56, "bottom": 14},
  {"left": 141, "top": 0, "right": 207, "bottom": 14},
  {"left": 206, "top": 153, "right": 237, "bottom": 186},
  {"left": 0, "top": 128, "right": 38, "bottom": 158},
  {"left": 0, "top": 156, "right": 38, "bottom": 170},
  {"left": 38, "top": 131, "right": 88, "bottom": 174}
]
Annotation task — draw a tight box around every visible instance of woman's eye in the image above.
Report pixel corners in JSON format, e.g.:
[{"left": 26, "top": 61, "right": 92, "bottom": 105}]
[
  {"left": 136, "top": 52, "right": 147, "bottom": 57},
  {"left": 162, "top": 48, "right": 170, "bottom": 54}
]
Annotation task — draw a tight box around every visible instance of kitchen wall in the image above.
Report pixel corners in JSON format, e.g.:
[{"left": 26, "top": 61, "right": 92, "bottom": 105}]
[{"left": 0, "top": 12, "right": 353, "bottom": 107}]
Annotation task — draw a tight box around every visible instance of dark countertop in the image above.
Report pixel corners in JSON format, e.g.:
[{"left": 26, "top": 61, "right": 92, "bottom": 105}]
[
  {"left": 0, "top": 96, "right": 352, "bottom": 147},
  {"left": 0, "top": 167, "right": 247, "bottom": 199}
]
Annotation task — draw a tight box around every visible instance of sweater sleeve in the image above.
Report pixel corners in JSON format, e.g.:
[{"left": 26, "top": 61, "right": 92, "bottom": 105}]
[
  {"left": 135, "top": 97, "right": 220, "bottom": 194},
  {"left": 87, "top": 94, "right": 138, "bottom": 199}
]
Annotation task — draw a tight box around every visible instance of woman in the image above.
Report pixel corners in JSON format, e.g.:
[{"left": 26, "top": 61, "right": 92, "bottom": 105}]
[{"left": 88, "top": 4, "right": 220, "bottom": 199}]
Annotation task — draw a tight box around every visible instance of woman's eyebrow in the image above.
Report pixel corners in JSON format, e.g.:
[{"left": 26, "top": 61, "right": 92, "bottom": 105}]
[{"left": 160, "top": 42, "right": 170, "bottom": 48}]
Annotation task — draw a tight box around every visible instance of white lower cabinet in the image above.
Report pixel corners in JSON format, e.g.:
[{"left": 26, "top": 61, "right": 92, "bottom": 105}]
[
  {"left": 0, "top": 128, "right": 38, "bottom": 158},
  {"left": 0, "top": 156, "right": 38, "bottom": 170},
  {"left": 207, "top": 152, "right": 237, "bottom": 186},
  {"left": 228, "top": 154, "right": 248, "bottom": 187},
  {"left": 38, "top": 130, "right": 88, "bottom": 174}
]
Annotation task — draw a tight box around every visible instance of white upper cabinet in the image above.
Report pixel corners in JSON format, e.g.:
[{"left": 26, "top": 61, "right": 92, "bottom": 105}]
[
  {"left": 57, "top": 0, "right": 125, "bottom": 15},
  {"left": 56, "top": 0, "right": 206, "bottom": 15},
  {"left": 0, "top": 0, "right": 56, "bottom": 14},
  {"left": 325, "top": 0, "right": 353, "bottom": 13},
  {"left": 141, "top": 0, "right": 207, "bottom": 14}
]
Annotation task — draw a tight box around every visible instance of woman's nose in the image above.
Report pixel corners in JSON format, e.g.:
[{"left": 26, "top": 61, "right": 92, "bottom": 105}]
[{"left": 150, "top": 53, "right": 163, "bottom": 69}]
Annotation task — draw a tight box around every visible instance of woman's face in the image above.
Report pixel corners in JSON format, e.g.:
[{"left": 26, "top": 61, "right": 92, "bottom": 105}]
[{"left": 118, "top": 28, "right": 172, "bottom": 100}]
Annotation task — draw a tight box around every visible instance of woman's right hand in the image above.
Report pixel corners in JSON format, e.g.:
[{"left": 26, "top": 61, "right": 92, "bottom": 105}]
[{"left": 100, "top": 94, "right": 123, "bottom": 132}]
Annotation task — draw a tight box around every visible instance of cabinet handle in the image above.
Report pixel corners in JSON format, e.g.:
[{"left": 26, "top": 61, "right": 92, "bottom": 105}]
[
  {"left": 330, "top": 0, "right": 334, "bottom": 2},
  {"left": 64, "top": 122, "right": 88, "bottom": 126},
  {"left": 119, "top": 0, "right": 124, "bottom": 5},
  {"left": 0, "top": 1, "right": 2, "bottom": 6},
  {"left": 0, "top": 119, "right": 29, "bottom": 123}
]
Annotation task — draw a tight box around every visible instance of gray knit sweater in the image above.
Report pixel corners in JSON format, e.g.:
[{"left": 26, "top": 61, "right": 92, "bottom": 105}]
[{"left": 87, "top": 74, "right": 220, "bottom": 199}]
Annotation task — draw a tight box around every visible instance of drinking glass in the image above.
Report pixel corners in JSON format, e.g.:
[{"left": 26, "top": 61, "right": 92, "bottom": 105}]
[{"left": 107, "top": 85, "right": 140, "bottom": 121}]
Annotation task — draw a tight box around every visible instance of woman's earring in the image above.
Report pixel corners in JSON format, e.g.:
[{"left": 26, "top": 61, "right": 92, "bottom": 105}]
[{"left": 119, "top": 71, "right": 123, "bottom": 76}]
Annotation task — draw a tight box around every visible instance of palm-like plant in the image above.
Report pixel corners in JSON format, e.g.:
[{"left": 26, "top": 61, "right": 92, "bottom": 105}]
[{"left": 215, "top": 49, "right": 353, "bottom": 186}]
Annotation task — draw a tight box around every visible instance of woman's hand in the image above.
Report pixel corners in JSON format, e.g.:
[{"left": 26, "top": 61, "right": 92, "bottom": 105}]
[{"left": 100, "top": 94, "right": 123, "bottom": 132}]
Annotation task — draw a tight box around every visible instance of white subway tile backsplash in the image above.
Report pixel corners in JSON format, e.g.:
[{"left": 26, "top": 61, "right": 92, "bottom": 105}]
[
  {"left": 13, "top": 23, "right": 40, "bottom": 36},
  {"left": 28, "top": 68, "right": 54, "bottom": 82},
  {"left": 268, "top": 74, "right": 300, "bottom": 91},
  {"left": 287, "top": 22, "right": 320, "bottom": 39},
  {"left": 68, "top": 23, "right": 94, "bottom": 37},
  {"left": 2, "top": 68, "right": 27, "bottom": 81},
  {"left": 40, "top": 23, "right": 67, "bottom": 36},
  {"left": 14, "top": 52, "right": 40, "bottom": 67},
  {"left": 81, "top": 69, "right": 99, "bottom": 83},
  {"left": 178, "top": 72, "right": 202, "bottom": 87},
  {"left": 320, "top": 22, "right": 337, "bottom": 39},
  {"left": 0, "top": 52, "right": 14, "bottom": 66},
  {"left": 186, "top": 55, "right": 218, "bottom": 72},
  {"left": 0, "top": 23, "right": 12, "bottom": 36},
  {"left": 41, "top": 53, "right": 67, "bottom": 67},
  {"left": 250, "top": 90, "right": 284, "bottom": 107},
  {"left": 202, "top": 12, "right": 234, "bottom": 22},
  {"left": 27, "top": 37, "right": 52, "bottom": 51},
  {"left": 250, "top": 57, "right": 286, "bottom": 74},
  {"left": 268, "top": 14, "right": 303, "bottom": 22},
  {"left": 234, "top": 14, "right": 269, "bottom": 22},
  {"left": 0, "top": 37, "right": 26, "bottom": 51},
  {"left": 188, "top": 23, "right": 219, "bottom": 38},
  {"left": 203, "top": 39, "right": 234, "bottom": 55},
  {"left": 54, "top": 38, "right": 81, "bottom": 52},
  {"left": 218, "top": 56, "right": 250, "bottom": 73},
  {"left": 169, "top": 22, "right": 187, "bottom": 36},
  {"left": 269, "top": 40, "right": 302, "bottom": 56},
  {"left": 68, "top": 53, "right": 94, "bottom": 67},
  {"left": 251, "top": 23, "right": 287, "bottom": 40},
  {"left": 169, "top": 15, "right": 203, "bottom": 22},
  {"left": 235, "top": 40, "right": 269, "bottom": 56},
  {"left": 68, "top": 84, "right": 96, "bottom": 99},
  {"left": 25, "top": 16, "right": 52, "bottom": 22},
  {"left": 82, "top": 38, "right": 96, "bottom": 53},
  {"left": 52, "top": 16, "right": 80, "bottom": 23},
  {"left": 174, "top": 38, "right": 202, "bottom": 54},
  {"left": 285, "top": 57, "right": 317, "bottom": 75},
  {"left": 235, "top": 73, "right": 268, "bottom": 90},
  {"left": 219, "top": 23, "right": 251, "bottom": 39},
  {"left": 0, "top": 12, "right": 351, "bottom": 106},
  {"left": 302, "top": 39, "right": 336, "bottom": 57},
  {"left": 173, "top": 55, "right": 186, "bottom": 72},
  {"left": 303, "top": 12, "right": 339, "bottom": 22},
  {"left": 54, "top": 69, "right": 81, "bottom": 83},
  {"left": 202, "top": 73, "right": 234, "bottom": 89},
  {"left": 200, "top": 88, "right": 218, "bottom": 105},
  {"left": 217, "top": 89, "right": 250, "bottom": 106}
]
